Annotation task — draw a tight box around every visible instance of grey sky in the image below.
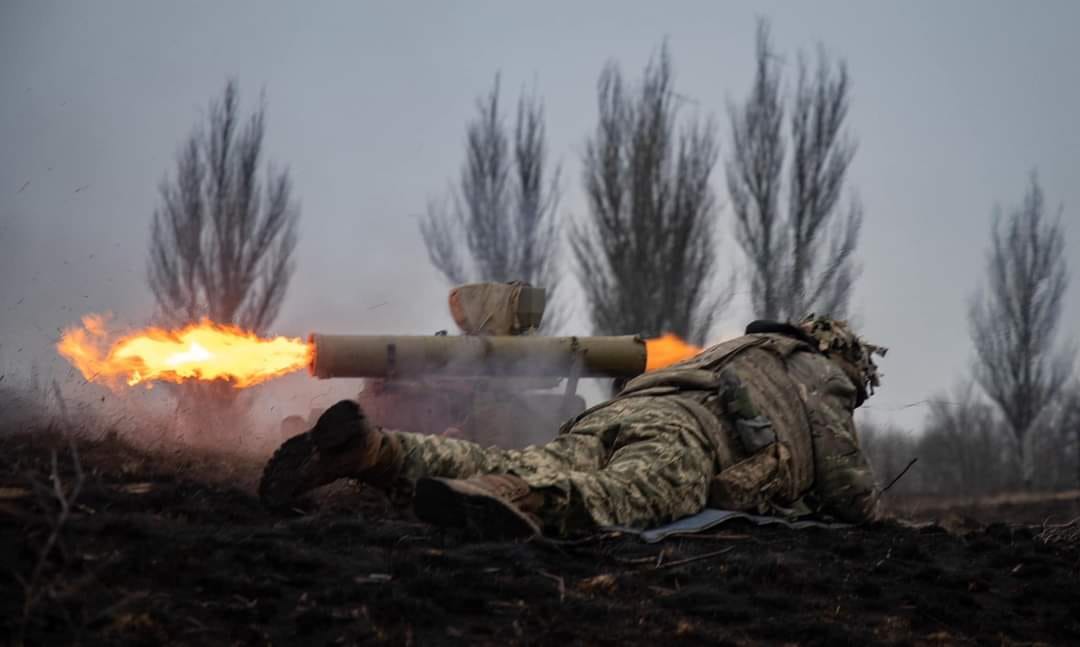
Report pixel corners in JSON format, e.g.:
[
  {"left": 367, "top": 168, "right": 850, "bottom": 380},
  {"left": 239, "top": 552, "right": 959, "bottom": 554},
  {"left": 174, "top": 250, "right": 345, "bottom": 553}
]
[{"left": 2, "top": 1, "right": 1078, "bottom": 431}]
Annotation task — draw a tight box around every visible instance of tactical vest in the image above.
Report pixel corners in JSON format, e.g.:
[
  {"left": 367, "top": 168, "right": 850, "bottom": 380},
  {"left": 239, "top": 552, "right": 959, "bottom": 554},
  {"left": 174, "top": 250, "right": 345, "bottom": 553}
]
[{"left": 614, "top": 333, "right": 818, "bottom": 497}]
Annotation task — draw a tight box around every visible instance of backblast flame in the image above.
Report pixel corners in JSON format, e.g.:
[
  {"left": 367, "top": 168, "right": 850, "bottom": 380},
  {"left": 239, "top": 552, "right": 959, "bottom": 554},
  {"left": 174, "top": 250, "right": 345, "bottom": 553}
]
[{"left": 57, "top": 315, "right": 312, "bottom": 389}]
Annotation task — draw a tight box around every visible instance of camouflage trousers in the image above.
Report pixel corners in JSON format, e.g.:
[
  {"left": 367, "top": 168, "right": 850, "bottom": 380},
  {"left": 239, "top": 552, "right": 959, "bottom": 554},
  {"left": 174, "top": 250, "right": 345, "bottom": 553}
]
[{"left": 389, "top": 396, "right": 718, "bottom": 535}]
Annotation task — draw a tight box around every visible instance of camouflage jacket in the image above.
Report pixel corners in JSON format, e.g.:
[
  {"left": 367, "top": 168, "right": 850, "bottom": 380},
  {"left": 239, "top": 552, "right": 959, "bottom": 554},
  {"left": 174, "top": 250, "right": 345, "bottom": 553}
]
[{"left": 617, "top": 332, "right": 880, "bottom": 523}]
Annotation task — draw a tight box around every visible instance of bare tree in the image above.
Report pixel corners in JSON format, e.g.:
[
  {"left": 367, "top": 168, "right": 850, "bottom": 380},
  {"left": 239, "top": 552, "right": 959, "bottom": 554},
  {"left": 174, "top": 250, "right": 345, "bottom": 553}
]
[
  {"left": 969, "top": 173, "right": 1072, "bottom": 484},
  {"left": 147, "top": 80, "right": 299, "bottom": 430},
  {"left": 921, "top": 382, "right": 1016, "bottom": 496},
  {"left": 572, "top": 45, "right": 731, "bottom": 345},
  {"left": 149, "top": 80, "right": 298, "bottom": 333},
  {"left": 863, "top": 384, "right": 1017, "bottom": 498},
  {"left": 857, "top": 419, "right": 922, "bottom": 497},
  {"left": 1030, "top": 386, "right": 1080, "bottom": 490},
  {"left": 726, "top": 19, "right": 862, "bottom": 321},
  {"left": 420, "top": 77, "right": 563, "bottom": 331}
]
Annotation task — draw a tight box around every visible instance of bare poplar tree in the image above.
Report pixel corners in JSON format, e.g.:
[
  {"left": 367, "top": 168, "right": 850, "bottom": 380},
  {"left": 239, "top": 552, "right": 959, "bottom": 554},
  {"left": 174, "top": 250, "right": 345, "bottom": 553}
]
[
  {"left": 149, "top": 80, "right": 298, "bottom": 333},
  {"left": 969, "top": 173, "right": 1072, "bottom": 483},
  {"left": 726, "top": 19, "right": 862, "bottom": 321},
  {"left": 572, "top": 45, "right": 731, "bottom": 345},
  {"left": 420, "top": 77, "right": 563, "bottom": 330},
  {"left": 147, "top": 80, "right": 299, "bottom": 431}
]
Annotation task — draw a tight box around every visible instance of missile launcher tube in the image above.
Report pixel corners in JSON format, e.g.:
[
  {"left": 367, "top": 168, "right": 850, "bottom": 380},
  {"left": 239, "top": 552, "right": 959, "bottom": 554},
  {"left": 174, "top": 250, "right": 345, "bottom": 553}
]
[{"left": 308, "top": 334, "right": 647, "bottom": 379}]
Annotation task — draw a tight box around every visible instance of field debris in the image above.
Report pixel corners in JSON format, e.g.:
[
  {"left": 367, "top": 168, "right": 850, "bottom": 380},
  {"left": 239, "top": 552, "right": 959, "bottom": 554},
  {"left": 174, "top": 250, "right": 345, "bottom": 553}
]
[{"left": 2, "top": 428, "right": 1079, "bottom": 646}]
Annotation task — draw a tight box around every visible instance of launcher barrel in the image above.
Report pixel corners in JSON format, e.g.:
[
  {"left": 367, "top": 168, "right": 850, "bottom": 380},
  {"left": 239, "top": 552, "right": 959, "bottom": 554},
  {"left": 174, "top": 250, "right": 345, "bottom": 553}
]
[{"left": 308, "top": 334, "right": 646, "bottom": 379}]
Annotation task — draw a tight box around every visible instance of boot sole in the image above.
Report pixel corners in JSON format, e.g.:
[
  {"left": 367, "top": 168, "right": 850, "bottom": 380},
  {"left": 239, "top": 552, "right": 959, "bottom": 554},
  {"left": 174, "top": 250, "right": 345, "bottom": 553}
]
[
  {"left": 259, "top": 432, "right": 315, "bottom": 508},
  {"left": 414, "top": 477, "right": 541, "bottom": 540},
  {"left": 259, "top": 401, "right": 371, "bottom": 508}
]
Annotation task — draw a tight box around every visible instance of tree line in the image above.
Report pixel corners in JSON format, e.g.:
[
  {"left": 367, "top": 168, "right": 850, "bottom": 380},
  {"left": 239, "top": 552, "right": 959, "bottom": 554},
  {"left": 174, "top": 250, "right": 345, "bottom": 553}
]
[
  {"left": 147, "top": 19, "right": 1076, "bottom": 490},
  {"left": 863, "top": 174, "right": 1076, "bottom": 496}
]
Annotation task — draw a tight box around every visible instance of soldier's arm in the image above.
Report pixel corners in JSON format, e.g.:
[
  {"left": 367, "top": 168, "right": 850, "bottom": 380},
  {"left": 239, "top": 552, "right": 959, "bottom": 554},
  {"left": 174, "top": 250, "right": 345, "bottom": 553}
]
[{"left": 809, "top": 373, "right": 881, "bottom": 524}]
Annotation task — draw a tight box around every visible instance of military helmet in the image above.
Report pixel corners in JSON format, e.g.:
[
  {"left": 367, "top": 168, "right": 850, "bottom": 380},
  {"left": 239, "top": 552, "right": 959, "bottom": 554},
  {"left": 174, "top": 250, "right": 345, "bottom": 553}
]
[{"left": 797, "top": 315, "right": 887, "bottom": 401}]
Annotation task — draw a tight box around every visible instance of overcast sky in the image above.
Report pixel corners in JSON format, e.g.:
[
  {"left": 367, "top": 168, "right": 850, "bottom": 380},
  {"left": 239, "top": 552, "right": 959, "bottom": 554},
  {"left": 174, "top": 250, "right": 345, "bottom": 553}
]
[{"left": 2, "top": 0, "right": 1078, "bottom": 431}]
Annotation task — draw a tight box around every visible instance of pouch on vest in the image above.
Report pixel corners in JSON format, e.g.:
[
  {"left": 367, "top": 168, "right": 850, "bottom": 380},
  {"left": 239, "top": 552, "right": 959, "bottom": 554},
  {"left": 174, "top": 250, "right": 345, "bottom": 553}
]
[
  {"left": 708, "top": 442, "right": 798, "bottom": 512},
  {"left": 715, "top": 368, "right": 776, "bottom": 454}
]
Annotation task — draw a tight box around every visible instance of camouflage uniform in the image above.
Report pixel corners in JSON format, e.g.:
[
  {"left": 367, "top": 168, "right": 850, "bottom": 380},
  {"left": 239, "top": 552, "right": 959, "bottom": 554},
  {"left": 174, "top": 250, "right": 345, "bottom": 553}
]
[{"left": 384, "top": 318, "right": 885, "bottom": 535}]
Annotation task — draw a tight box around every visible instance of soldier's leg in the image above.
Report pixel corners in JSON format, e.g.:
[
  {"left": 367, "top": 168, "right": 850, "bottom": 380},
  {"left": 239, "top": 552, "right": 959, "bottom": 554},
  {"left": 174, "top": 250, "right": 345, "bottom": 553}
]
[
  {"left": 504, "top": 398, "right": 718, "bottom": 534},
  {"left": 260, "top": 398, "right": 613, "bottom": 507},
  {"left": 262, "top": 397, "right": 716, "bottom": 537},
  {"left": 404, "top": 426, "right": 626, "bottom": 538},
  {"left": 391, "top": 427, "right": 610, "bottom": 484}
]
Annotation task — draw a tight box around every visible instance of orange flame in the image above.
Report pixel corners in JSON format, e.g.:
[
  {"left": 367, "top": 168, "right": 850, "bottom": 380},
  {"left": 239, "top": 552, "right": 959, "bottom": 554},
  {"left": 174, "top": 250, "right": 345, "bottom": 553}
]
[
  {"left": 645, "top": 333, "right": 702, "bottom": 371},
  {"left": 57, "top": 314, "right": 312, "bottom": 389}
]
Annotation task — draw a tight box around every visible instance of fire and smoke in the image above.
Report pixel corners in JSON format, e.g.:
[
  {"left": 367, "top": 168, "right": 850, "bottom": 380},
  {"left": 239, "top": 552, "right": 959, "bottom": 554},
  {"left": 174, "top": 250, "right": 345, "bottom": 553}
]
[
  {"left": 57, "top": 315, "right": 701, "bottom": 390},
  {"left": 57, "top": 315, "right": 311, "bottom": 389}
]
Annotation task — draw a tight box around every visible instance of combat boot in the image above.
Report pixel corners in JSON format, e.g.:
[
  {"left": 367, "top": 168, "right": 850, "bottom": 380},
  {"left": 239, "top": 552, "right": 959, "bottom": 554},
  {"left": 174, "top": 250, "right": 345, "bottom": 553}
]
[
  {"left": 413, "top": 474, "right": 544, "bottom": 539},
  {"left": 259, "top": 400, "right": 403, "bottom": 507}
]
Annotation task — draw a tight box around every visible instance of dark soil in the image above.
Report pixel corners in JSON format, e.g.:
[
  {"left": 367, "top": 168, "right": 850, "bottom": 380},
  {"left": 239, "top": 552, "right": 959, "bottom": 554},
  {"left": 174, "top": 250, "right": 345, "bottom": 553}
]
[
  {"left": 2, "top": 429, "right": 1079, "bottom": 646},
  {"left": 891, "top": 491, "right": 1080, "bottom": 527}
]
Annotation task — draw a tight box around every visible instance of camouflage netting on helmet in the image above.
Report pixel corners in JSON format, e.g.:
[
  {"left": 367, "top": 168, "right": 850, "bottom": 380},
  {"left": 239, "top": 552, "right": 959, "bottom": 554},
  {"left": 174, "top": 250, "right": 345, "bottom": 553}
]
[{"left": 797, "top": 315, "right": 887, "bottom": 398}]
